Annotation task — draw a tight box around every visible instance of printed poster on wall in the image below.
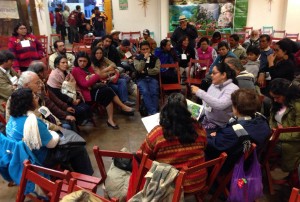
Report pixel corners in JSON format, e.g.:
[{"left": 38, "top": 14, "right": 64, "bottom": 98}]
[
  {"left": 0, "top": 1, "right": 19, "bottom": 19},
  {"left": 169, "top": 0, "right": 248, "bottom": 32},
  {"left": 119, "top": 0, "right": 128, "bottom": 10}
]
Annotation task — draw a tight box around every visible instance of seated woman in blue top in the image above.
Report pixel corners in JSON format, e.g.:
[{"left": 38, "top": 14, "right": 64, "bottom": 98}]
[
  {"left": 154, "top": 39, "right": 178, "bottom": 84},
  {"left": 205, "top": 89, "right": 271, "bottom": 173},
  {"left": 191, "top": 62, "right": 239, "bottom": 133},
  {"left": 6, "top": 88, "right": 59, "bottom": 164},
  {"left": 6, "top": 88, "right": 93, "bottom": 175}
]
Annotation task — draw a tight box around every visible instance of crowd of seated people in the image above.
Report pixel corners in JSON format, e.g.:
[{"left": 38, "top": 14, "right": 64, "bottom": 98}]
[{"left": 2, "top": 17, "right": 300, "bottom": 201}]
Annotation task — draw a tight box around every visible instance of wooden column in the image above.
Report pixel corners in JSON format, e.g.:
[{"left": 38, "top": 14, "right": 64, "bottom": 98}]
[{"left": 103, "top": 0, "right": 112, "bottom": 34}]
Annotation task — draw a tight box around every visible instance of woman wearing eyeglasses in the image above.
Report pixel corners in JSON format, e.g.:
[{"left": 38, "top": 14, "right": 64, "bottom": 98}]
[
  {"left": 191, "top": 62, "right": 239, "bottom": 133},
  {"left": 8, "top": 22, "right": 44, "bottom": 72}
]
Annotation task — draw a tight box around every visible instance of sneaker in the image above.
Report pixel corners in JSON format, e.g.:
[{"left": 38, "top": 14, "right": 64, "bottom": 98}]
[{"left": 124, "top": 100, "right": 136, "bottom": 107}]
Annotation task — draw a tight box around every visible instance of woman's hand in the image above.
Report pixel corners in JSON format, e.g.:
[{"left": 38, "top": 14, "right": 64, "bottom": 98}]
[
  {"left": 267, "top": 53, "right": 275, "bottom": 67},
  {"left": 191, "top": 85, "right": 200, "bottom": 94},
  {"left": 73, "top": 99, "right": 81, "bottom": 106},
  {"left": 257, "top": 73, "right": 266, "bottom": 88},
  {"left": 67, "top": 107, "right": 75, "bottom": 113}
]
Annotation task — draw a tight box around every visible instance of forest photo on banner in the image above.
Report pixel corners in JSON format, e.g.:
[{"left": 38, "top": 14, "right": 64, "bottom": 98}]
[{"left": 169, "top": 0, "right": 248, "bottom": 32}]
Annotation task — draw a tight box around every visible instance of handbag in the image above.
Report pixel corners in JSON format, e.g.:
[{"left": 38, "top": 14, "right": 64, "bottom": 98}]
[
  {"left": 228, "top": 150, "right": 263, "bottom": 202},
  {"left": 61, "top": 80, "right": 77, "bottom": 100}
]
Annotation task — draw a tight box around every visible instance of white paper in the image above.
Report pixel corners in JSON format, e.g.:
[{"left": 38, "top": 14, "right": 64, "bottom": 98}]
[
  {"left": 21, "top": 40, "right": 30, "bottom": 48},
  {"left": 10, "top": 76, "right": 18, "bottom": 85},
  {"left": 146, "top": 57, "right": 150, "bottom": 63},
  {"left": 181, "top": 54, "right": 187, "bottom": 60},
  {"left": 125, "top": 51, "right": 132, "bottom": 58},
  {"left": 141, "top": 113, "right": 160, "bottom": 133}
]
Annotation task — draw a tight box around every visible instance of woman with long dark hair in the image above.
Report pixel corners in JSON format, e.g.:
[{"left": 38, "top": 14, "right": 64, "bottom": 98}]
[
  {"left": 269, "top": 78, "right": 300, "bottom": 172},
  {"left": 139, "top": 93, "right": 207, "bottom": 194},
  {"left": 71, "top": 52, "right": 134, "bottom": 129},
  {"left": 8, "top": 22, "right": 44, "bottom": 72},
  {"left": 191, "top": 62, "right": 239, "bottom": 132},
  {"left": 90, "top": 47, "right": 134, "bottom": 106}
]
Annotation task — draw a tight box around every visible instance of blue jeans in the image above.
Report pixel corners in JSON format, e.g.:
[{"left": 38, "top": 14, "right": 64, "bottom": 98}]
[
  {"left": 109, "top": 78, "right": 128, "bottom": 103},
  {"left": 137, "top": 77, "right": 159, "bottom": 115}
]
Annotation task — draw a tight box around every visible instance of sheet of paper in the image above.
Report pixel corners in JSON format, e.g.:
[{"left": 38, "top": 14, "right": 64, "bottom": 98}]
[
  {"left": 181, "top": 54, "right": 187, "bottom": 60},
  {"left": 186, "top": 99, "right": 204, "bottom": 120},
  {"left": 125, "top": 51, "right": 132, "bottom": 58},
  {"left": 141, "top": 113, "right": 160, "bottom": 133}
]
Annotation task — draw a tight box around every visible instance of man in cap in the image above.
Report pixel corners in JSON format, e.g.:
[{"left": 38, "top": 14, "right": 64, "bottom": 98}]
[
  {"left": 171, "top": 15, "right": 198, "bottom": 48},
  {"left": 140, "top": 29, "right": 157, "bottom": 54},
  {"left": 110, "top": 29, "right": 121, "bottom": 48}
]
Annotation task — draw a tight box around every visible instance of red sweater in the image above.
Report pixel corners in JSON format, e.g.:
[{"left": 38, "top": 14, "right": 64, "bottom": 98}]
[
  {"left": 139, "top": 124, "right": 207, "bottom": 193},
  {"left": 8, "top": 34, "right": 44, "bottom": 70},
  {"left": 71, "top": 66, "right": 100, "bottom": 102}
]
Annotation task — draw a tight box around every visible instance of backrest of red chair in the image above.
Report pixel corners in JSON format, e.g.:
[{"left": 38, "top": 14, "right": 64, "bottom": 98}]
[
  {"left": 186, "top": 152, "right": 227, "bottom": 193},
  {"left": 93, "top": 146, "right": 134, "bottom": 184},
  {"left": 0, "top": 113, "right": 6, "bottom": 125},
  {"left": 289, "top": 187, "right": 300, "bottom": 202},
  {"left": 132, "top": 153, "right": 186, "bottom": 202},
  {"left": 36, "top": 35, "right": 49, "bottom": 56},
  {"left": 16, "top": 161, "right": 67, "bottom": 202},
  {"left": 190, "top": 58, "right": 210, "bottom": 75}
]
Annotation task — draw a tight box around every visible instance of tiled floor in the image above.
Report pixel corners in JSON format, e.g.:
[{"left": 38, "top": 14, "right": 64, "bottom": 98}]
[{"left": 0, "top": 106, "right": 293, "bottom": 202}]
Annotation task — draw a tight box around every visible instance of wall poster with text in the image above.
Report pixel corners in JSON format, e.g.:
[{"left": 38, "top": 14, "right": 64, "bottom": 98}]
[{"left": 169, "top": 0, "right": 248, "bottom": 32}]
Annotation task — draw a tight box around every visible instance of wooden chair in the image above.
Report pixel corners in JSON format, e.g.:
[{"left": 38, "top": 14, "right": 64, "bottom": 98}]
[
  {"left": 286, "top": 33, "right": 299, "bottom": 41},
  {"left": 0, "top": 113, "right": 6, "bottom": 125},
  {"left": 132, "top": 153, "right": 186, "bottom": 202},
  {"left": 67, "top": 178, "right": 119, "bottom": 202},
  {"left": 159, "top": 63, "right": 182, "bottom": 104},
  {"left": 243, "top": 26, "right": 253, "bottom": 38},
  {"left": 262, "top": 26, "right": 274, "bottom": 35},
  {"left": 261, "top": 127, "right": 300, "bottom": 195},
  {"left": 93, "top": 145, "right": 134, "bottom": 185},
  {"left": 211, "top": 143, "right": 257, "bottom": 201},
  {"left": 185, "top": 152, "right": 227, "bottom": 201},
  {"left": 234, "top": 31, "right": 247, "bottom": 44},
  {"left": 121, "top": 32, "right": 131, "bottom": 40},
  {"left": 185, "top": 59, "right": 210, "bottom": 97},
  {"left": 82, "top": 35, "right": 95, "bottom": 46},
  {"left": 273, "top": 30, "right": 286, "bottom": 38},
  {"left": 36, "top": 35, "right": 48, "bottom": 57},
  {"left": 16, "top": 160, "right": 68, "bottom": 202},
  {"left": 289, "top": 187, "right": 300, "bottom": 202},
  {"left": 130, "top": 31, "right": 141, "bottom": 39},
  {"left": 0, "top": 36, "right": 9, "bottom": 50}
]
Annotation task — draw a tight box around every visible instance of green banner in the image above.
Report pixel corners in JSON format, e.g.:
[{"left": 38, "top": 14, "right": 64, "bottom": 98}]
[{"left": 234, "top": 0, "right": 248, "bottom": 29}]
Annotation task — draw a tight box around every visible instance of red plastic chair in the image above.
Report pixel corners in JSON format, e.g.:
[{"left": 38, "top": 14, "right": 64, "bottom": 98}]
[
  {"left": 132, "top": 153, "right": 186, "bottom": 202},
  {"left": 289, "top": 187, "right": 300, "bottom": 202},
  {"left": 159, "top": 63, "right": 182, "bottom": 104},
  {"left": 185, "top": 152, "right": 227, "bottom": 201},
  {"left": 261, "top": 127, "right": 300, "bottom": 194},
  {"left": 16, "top": 160, "right": 68, "bottom": 202},
  {"left": 210, "top": 143, "right": 257, "bottom": 201}
]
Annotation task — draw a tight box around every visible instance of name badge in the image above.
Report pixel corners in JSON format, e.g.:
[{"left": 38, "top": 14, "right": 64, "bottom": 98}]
[
  {"left": 21, "top": 40, "right": 30, "bottom": 48},
  {"left": 146, "top": 57, "right": 150, "bottom": 63},
  {"left": 125, "top": 51, "right": 132, "bottom": 58},
  {"left": 181, "top": 54, "right": 187, "bottom": 60}
]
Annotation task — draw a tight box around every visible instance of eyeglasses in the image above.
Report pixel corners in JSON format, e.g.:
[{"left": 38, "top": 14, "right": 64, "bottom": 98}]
[
  {"left": 141, "top": 48, "right": 150, "bottom": 51},
  {"left": 273, "top": 48, "right": 280, "bottom": 52}
]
